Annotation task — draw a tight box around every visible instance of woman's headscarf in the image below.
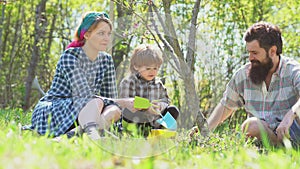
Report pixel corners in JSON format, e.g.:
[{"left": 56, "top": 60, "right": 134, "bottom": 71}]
[{"left": 67, "top": 12, "right": 109, "bottom": 49}]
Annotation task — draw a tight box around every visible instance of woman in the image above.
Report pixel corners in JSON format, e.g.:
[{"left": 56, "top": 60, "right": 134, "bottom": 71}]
[{"left": 30, "top": 11, "right": 121, "bottom": 140}]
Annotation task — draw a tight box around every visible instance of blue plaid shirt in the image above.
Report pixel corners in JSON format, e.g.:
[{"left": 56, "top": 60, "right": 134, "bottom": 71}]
[
  {"left": 31, "top": 47, "right": 117, "bottom": 136},
  {"left": 222, "top": 56, "right": 300, "bottom": 130}
]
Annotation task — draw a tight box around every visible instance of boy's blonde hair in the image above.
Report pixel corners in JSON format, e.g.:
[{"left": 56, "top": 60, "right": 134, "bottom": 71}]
[{"left": 129, "top": 44, "right": 163, "bottom": 73}]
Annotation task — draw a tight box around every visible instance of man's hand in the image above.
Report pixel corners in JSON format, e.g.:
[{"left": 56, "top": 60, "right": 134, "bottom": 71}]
[
  {"left": 275, "top": 110, "right": 296, "bottom": 141},
  {"left": 189, "top": 126, "right": 199, "bottom": 137}
]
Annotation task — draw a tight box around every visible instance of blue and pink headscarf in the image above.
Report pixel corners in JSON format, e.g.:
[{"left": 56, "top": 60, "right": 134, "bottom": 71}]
[{"left": 67, "top": 12, "right": 109, "bottom": 49}]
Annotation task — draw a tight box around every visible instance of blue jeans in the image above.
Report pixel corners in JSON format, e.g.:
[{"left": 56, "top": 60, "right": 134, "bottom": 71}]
[{"left": 290, "top": 120, "right": 300, "bottom": 147}]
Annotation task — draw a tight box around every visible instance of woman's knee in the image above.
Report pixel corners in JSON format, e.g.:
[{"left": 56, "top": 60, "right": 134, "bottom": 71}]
[
  {"left": 88, "top": 98, "right": 104, "bottom": 110},
  {"left": 80, "top": 98, "right": 104, "bottom": 116},
  {"left": 103, "top": 105, "right": 122, "bottom": 121}
]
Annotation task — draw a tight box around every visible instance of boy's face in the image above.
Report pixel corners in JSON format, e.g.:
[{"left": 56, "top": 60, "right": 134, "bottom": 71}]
[{"left": 136, "top": 64, "right": 159, "bottom": 81}]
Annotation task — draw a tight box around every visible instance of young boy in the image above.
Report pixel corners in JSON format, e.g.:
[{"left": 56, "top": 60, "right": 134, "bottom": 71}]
[{"left": 119, "top": 44, "right": 180, "bottom": 136}]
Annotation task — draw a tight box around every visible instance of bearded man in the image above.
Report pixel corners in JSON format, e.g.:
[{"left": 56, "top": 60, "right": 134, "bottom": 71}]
[{"left": 194, "top": 22, "right": 300, "bottom": 147}]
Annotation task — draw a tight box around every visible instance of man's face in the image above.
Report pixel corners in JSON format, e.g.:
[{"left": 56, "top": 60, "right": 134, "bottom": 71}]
[{"left": 246, "top": 40, "right": 274, "bottom": 84}]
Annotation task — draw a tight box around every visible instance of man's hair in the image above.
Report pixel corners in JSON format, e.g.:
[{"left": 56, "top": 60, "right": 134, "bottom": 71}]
[
  {"left": 129, "top": 44, "right": 163, "bottom": 73},
  {"left": 244, "top": 21, "right": 282, "bottom": 55}
]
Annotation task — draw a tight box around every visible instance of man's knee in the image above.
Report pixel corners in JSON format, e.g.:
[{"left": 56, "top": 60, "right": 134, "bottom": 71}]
[{"left": 241, "top": 117, "right": 264, "bottom": 137}]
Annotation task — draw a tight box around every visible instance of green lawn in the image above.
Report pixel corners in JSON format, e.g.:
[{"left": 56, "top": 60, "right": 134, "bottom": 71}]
[{"left": 0, "top": 109, "right": 300, "bottom": 169}]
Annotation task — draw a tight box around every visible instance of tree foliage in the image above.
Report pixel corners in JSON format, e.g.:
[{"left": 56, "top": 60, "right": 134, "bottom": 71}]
[{"left": 0, "top": 0, "right": 299, "bottom": 131}]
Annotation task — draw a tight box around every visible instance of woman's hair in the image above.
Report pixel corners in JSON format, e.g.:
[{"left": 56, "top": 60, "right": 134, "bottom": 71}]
[
  {"left": 129, "top": 44, "right": 163, "bottom": 73},
  {"left": 244, "top": 21, "right": 282, "bottom": 55},
  {"left": 67, "top": 11, "right": 112, "bottom": 49}
]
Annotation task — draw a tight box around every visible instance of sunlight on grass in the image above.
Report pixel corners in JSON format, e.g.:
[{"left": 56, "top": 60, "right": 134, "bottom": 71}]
[{"left": 0, "top": 109, "right": 300, "bottom": 169}]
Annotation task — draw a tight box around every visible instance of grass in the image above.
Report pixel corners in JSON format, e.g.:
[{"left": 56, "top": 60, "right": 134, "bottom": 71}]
[{"left": 0, "top": 109, "right": 300, "bottom": 169}]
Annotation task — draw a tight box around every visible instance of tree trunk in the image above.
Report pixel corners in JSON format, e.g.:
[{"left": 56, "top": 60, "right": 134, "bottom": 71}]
[
  {"left": 185, "top": 0, "right": 209, "bottom": 136},
  {"left": 152, "top": 0, "right": 209, "bottom": 136},
  {"left": 0, "top": 4, "right": 5, "bottom": 66},
  {"left": 7, "top": 5, "right": 23, "bottom": 107},
  {"left": 161, "top": 0, "right": 183, "bottom": 60},
  {"left": 108, "top": 0, "right": 114, "bottom": 56},
  {"left": 23, "top": 0, "right": 47, "bottom": 111},
  {"left": 0, "top": 5, "right": 12, "bottom": 108},
  {"left": 113, "top": 0, "right": 134, "bottom": 69}
]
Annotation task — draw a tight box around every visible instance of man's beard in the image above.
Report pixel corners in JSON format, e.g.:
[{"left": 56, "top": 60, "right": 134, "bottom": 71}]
[{"left": 249, "top": 55, "right": 273, "bottom": 85}]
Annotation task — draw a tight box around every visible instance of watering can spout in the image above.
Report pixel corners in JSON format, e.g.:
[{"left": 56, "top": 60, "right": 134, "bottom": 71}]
[{"left": 156, "top": 112, "right": 177, "bottom": 130}]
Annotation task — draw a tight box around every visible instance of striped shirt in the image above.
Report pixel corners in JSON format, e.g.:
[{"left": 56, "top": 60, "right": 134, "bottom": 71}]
[
  {"left": 31, "top": 47, "right": 117, "bottom": 136},
  {"left": 221, "top": 56, "right": 300, "bottom": 130}
]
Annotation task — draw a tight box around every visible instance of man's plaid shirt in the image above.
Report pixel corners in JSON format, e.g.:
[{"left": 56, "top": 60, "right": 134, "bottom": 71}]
[{"left": 221, "top": 56, "right": 300, "bottom": 130}]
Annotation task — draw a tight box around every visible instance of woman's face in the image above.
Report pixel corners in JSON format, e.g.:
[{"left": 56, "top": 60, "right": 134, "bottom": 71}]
[{"left": 85, "top": 21, "right": 112, "bottom": 51}]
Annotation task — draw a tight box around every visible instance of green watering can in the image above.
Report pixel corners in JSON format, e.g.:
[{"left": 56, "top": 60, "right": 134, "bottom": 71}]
[{"left": 134, "top": 96, "right": 152, "bottom": 109}]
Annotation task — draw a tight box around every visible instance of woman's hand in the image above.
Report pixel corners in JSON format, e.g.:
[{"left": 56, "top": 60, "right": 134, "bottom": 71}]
[{"left": 106, "top": 97, "right": 138, "bottom": 113}]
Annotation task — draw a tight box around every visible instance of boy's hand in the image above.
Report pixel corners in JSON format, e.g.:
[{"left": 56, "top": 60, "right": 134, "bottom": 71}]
[
  {"left": 148, "top": 104, "right": 161, "bottom": 115},
  {"left": 151, "top": 100, "right": 168, "bottom": 112}
]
